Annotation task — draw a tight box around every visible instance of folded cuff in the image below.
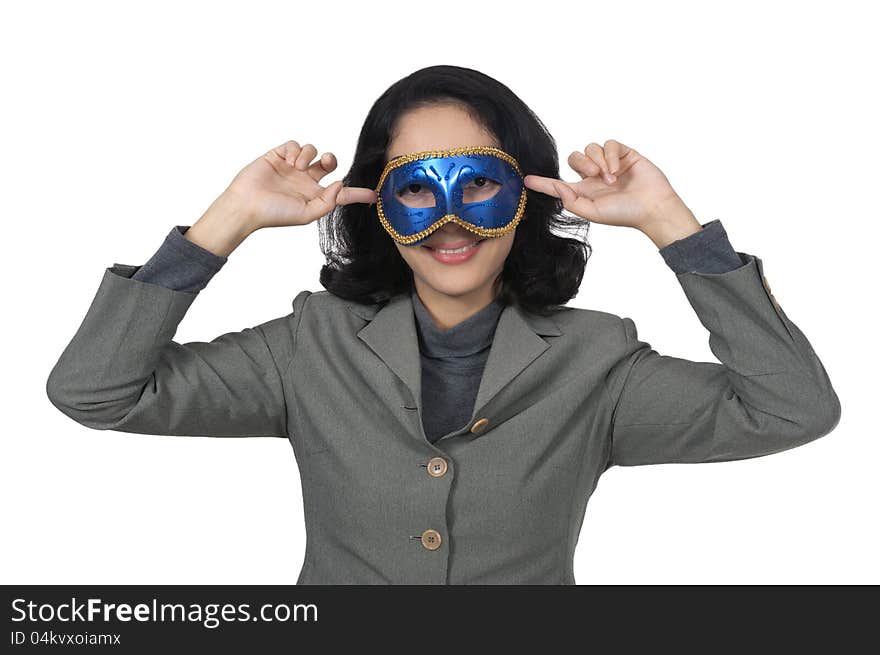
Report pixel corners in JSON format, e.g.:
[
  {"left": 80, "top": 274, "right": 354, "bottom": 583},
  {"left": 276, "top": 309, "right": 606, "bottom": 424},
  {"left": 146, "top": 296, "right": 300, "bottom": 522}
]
[
  {"left": 659, "top": 218, "right": 745, "bottom": 275},
  {"left": 129, "top": 225, "right": 228, "bottom": 292}
]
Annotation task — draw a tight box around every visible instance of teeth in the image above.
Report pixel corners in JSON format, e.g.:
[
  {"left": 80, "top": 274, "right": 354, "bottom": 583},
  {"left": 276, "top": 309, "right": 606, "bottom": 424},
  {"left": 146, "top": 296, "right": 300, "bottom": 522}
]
[{"left": 431, "top": 239, "right": 484, "bottom": 254}]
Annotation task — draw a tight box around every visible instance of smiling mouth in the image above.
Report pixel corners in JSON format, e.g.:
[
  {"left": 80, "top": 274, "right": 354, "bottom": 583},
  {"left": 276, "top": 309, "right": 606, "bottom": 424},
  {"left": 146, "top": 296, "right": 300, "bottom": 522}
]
[{"left": 422, "top": 238, "right": 487, "bottom": 254}]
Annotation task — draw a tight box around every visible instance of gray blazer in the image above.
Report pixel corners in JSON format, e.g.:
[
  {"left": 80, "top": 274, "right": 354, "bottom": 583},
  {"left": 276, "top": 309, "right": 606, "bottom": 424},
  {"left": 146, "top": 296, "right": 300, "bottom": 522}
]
[{"left": 46, "top": 251, "right": 841, "bottom": 584}]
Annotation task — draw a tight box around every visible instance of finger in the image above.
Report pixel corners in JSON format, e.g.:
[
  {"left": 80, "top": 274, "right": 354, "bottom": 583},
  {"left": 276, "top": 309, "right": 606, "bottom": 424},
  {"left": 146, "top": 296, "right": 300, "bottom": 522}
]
[
  {"left": 585, "top": 143, "right": 616, "bottom": 184},
  {"left": 295, "top": 143, "right": 318, "bottom": 170},
  {"left": 552, "top": 180, "right": 598, "bottom": 221},
  {"left": 523, "top": 174, "right": 565, "bottom": 196},
  {"left": 568, "top": 151, "right": 603, "bottom": 180},
  {"left": 307, "top": 152, "right": 338, "bottom": 183},
  {"left": 524, "top": 175, "right": 597, "bottom": 219},
  {"left": 337, "top": 185, "right": 378, "bottom": 206},
  {"left": 607, "top": 140, "right": 637, "bottom": 175},
  {"left": 275, "top": 140, "right": 302, "bottom": 166},
  {"left": 262, "top": 140, "right": 302, "bottom": 171},
  {"left": 298, "top": 180, "right": 345, "bottom": 223},
  {"left": 604, "top": 139, "right": 621, "bottom": 175}
]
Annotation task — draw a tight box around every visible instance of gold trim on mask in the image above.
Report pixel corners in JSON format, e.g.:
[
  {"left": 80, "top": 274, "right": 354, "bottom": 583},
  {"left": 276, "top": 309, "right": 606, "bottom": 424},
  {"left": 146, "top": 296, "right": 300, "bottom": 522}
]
[{"left": 374, "top": 145, "right": 528, "bottom": 246}]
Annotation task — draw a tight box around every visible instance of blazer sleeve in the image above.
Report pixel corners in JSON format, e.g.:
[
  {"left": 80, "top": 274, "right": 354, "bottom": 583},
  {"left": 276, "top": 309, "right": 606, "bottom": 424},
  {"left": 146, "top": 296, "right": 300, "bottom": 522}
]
[
  {"left": 605, "top": 251, "right": 841, "bottom": 467},
  {"left": 46, "top": 263, "right": 311, "bottom": 438}
]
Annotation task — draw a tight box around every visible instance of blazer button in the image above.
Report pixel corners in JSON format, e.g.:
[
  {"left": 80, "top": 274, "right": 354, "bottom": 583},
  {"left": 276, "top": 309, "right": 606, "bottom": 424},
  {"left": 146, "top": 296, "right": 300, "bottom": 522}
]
[
  {"left": 763, "top": 275, "right": 781, "bottom": 310},
  {"left": 470, "top": 417, "right": 490, "bottom": 434},
  {"left": 426, "top": 456, "right": 448, "bottom": 478},
  {"left": 421, "top": 529, "right": 442, "bottom": 550}
]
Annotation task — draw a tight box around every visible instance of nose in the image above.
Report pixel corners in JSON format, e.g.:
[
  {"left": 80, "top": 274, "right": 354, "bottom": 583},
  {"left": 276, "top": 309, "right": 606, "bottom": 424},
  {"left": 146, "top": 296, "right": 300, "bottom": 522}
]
[{"left": 440, "top": 223, "right": 469, "bottom": 236}]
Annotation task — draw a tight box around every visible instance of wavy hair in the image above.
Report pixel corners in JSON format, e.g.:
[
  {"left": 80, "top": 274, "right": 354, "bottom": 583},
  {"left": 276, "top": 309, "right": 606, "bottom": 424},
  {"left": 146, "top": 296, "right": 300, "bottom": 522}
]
[{"left": 318, "top": 64, "right": 591, "bottom": 316}]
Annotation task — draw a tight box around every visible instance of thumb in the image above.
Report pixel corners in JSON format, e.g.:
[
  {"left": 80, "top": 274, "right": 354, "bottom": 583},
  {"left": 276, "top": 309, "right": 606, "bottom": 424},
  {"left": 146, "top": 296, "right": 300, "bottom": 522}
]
[
  {"left": 316, "top": 180, "right": 344, "bottom": 209},
  {"left": 302, "top": 180, "right": 343, "bottom": 223},
  {"left": 552, "top": 181, "right": 577, "bottom": 207}
]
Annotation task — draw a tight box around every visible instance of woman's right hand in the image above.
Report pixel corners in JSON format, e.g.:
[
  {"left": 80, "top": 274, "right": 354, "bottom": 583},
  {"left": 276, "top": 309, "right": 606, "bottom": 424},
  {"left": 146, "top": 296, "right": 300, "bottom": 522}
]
[
  {"left": 229, "top": 140, "right": 377, "bottom": 229},
  {"left": 187, "top": 140, "right": 378, "bottom": 257}
]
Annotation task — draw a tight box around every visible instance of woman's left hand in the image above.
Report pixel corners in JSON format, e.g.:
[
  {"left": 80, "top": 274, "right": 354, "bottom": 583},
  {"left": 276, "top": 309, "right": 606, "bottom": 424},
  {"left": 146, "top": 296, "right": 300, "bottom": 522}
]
[{"left": 523, "top": 139, "right": 702, "bottom": 248}]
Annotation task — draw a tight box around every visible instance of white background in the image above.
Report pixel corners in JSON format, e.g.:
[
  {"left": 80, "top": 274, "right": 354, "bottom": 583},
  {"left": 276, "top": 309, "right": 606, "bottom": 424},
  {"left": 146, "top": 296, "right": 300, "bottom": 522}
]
[{"left": 2, "top": 0, "right": 876, "bottom": 584}]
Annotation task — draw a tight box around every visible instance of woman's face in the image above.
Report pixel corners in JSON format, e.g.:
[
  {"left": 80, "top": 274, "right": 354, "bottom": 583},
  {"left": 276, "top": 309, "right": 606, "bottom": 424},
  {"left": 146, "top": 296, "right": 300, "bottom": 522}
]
[{"left": 385, "top": 103, "right": 516, "bottom": 301}]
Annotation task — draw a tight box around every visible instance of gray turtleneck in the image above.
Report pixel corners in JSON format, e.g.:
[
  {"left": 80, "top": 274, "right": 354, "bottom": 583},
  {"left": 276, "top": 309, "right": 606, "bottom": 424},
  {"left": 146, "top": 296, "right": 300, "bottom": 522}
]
[
  {"left": 410, "top": 287, "right": 505, "bottom": 442},
  {"left": 124, "top": 220, "right": 744, "bottom": 443}
]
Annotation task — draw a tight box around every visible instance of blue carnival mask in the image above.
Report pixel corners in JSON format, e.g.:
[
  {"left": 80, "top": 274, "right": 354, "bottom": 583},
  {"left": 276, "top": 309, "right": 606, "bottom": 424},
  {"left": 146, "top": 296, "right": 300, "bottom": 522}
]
[{"left": 375, "top": 145, "right": 527, "bottom": 246}]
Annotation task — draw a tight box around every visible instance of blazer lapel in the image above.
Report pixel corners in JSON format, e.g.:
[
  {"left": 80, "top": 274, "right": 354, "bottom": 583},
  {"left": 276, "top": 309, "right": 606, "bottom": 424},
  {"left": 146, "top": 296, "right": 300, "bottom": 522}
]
[
  {"left": 353, "top": 292, "right": 423, "bottom": 407},
  {"left": 472, "top": 302, "right": 561, "bottom": 411},
  {"left": 351, "top": 291, "right": 563, "bottom": 430}
]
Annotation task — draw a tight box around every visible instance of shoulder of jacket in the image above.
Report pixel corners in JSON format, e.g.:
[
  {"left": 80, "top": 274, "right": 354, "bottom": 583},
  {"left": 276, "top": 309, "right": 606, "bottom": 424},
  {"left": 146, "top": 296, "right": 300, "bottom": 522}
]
[
  {"left": 290, "top": 289, "right": 378, "bottom": 319},
  {"left": 290, "top": 289, "right": 334, "bottom": 311},
  {"left": 551, "top": 305, "right": 623, "bottom": 333},
  {"left": 291, "top": 289, "right": 314, "bottom": 310}
]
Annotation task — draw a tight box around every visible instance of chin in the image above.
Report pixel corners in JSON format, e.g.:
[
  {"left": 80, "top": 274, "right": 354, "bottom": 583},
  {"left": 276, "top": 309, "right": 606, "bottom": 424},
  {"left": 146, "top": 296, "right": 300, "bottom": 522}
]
[{"left": 419, "top": 274, "right": 488, "bottom": 298}]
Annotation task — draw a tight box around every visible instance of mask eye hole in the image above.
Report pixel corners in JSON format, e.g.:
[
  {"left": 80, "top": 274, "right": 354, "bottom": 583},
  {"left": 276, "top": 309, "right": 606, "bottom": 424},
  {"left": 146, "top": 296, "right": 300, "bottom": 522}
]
[
  {"left": 396, "top": 182, "right": 436, "bottom": 209},
  {"left": 462, "top": 176, "right": 502, "bottom": 204}
]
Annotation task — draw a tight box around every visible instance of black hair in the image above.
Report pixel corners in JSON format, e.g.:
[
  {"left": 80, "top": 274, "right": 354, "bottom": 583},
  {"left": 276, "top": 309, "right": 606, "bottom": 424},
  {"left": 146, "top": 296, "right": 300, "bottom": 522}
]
[{"left": 318, "top": 64, "right": 591, "bottom": 316}]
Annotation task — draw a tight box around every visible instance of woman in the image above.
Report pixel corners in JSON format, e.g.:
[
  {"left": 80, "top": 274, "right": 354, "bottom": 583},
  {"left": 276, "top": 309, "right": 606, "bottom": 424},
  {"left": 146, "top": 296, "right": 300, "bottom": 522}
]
[{"left": 46, "top": 65, "right": 841, "bottom": 584}]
